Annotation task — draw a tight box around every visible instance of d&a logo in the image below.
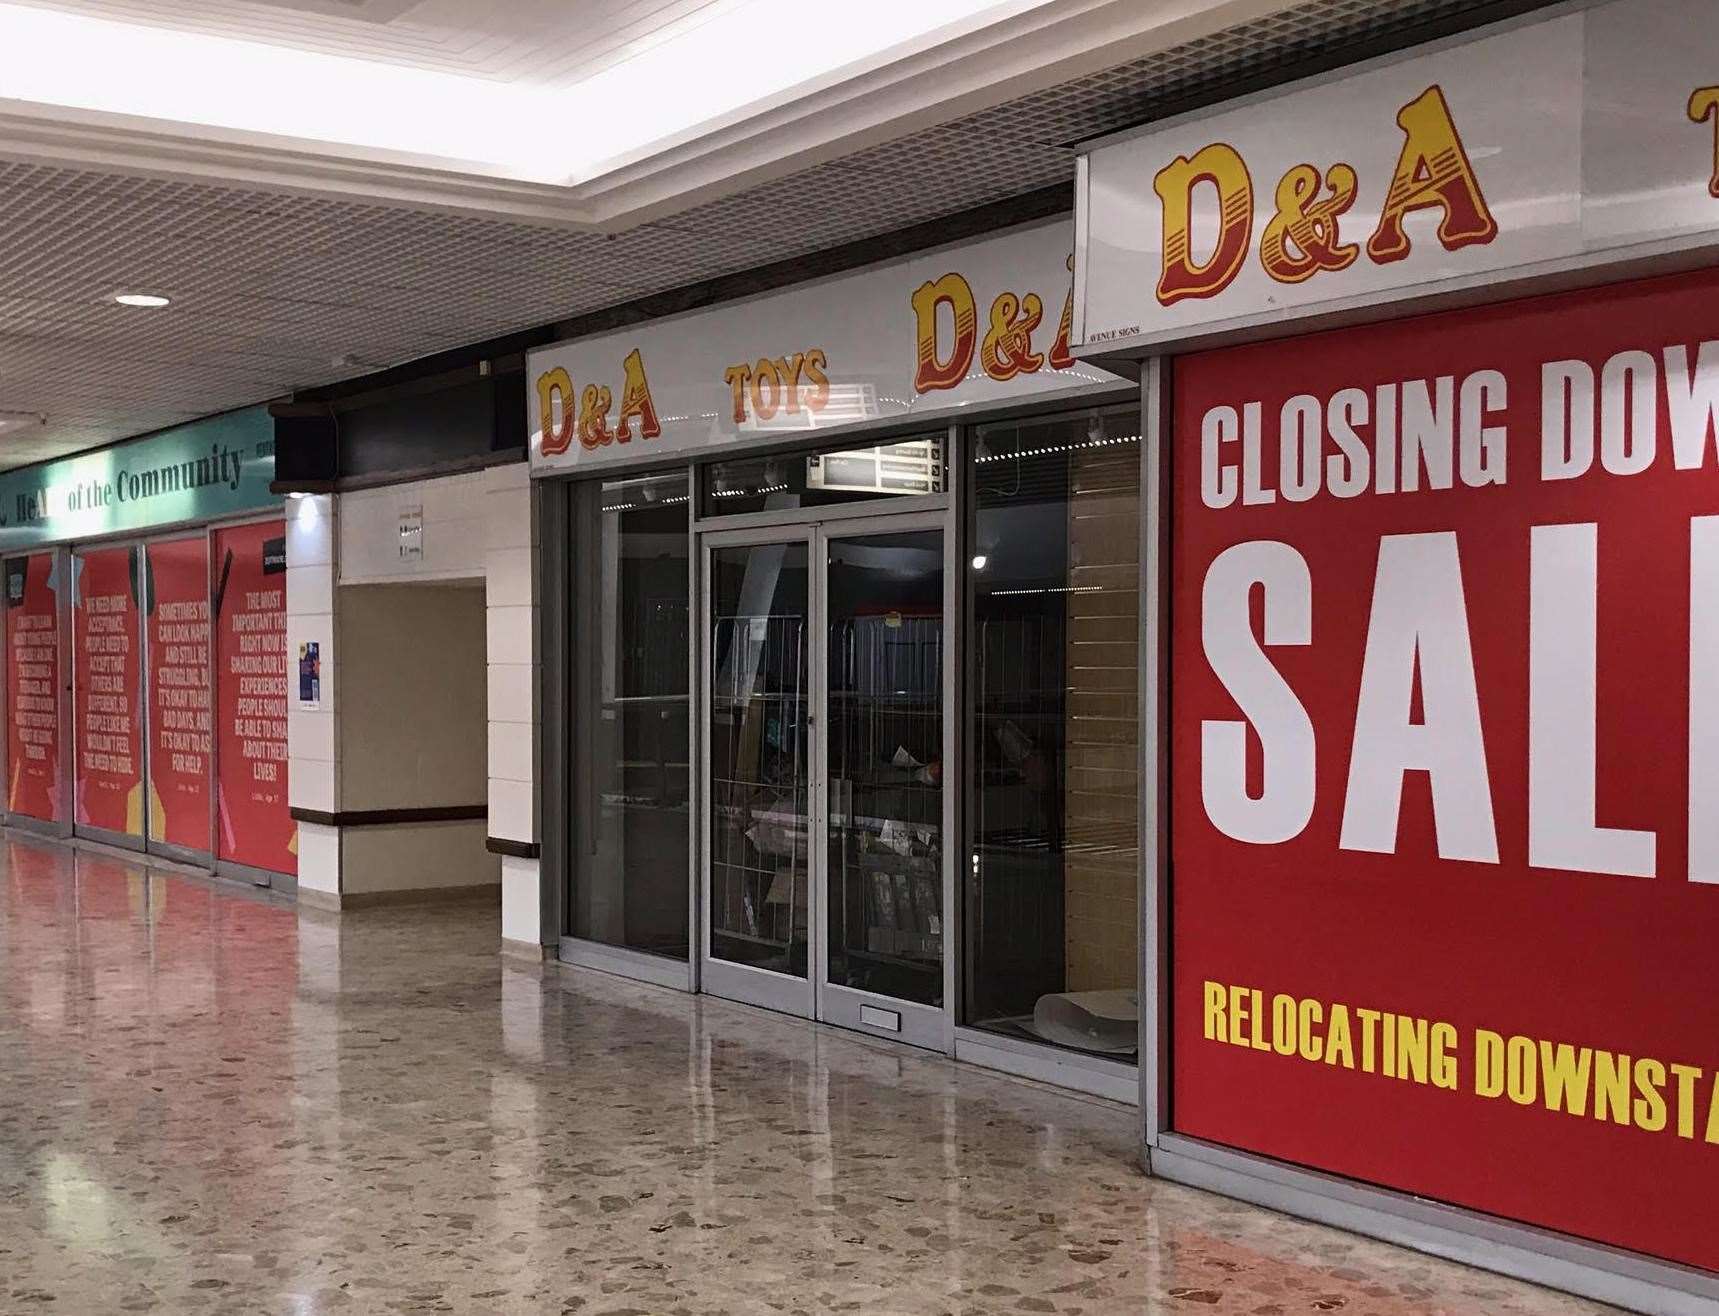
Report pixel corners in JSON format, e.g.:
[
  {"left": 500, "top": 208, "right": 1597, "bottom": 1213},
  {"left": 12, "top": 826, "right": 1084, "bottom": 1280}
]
[
  {"left": 1153, "top": 85, "right": 1499, "bottom": 308},
  {"left": 536, "top": 348, "right": 661, "bottom": 456},
  {"left": 910, "top": 254, "right": 1077, "bottom": 395}
]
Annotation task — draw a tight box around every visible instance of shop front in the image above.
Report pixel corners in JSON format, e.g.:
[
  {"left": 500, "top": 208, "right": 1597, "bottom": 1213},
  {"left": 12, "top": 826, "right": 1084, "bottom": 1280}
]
[
  {"left": 1071, "top": 0, "right": 1719, "bottom": 1308},
  {"left": 530, "top": 220, "right": 1147, "bottom": 1097},
  {"left": 0, "top": 408, "right": 296, "bottom": 889}
]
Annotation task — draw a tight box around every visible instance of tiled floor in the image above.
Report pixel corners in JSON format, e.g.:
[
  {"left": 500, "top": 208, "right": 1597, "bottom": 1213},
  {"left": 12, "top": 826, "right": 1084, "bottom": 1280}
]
[{"left": 0, "top": 835, "right": 1614, "bottom": 1314}]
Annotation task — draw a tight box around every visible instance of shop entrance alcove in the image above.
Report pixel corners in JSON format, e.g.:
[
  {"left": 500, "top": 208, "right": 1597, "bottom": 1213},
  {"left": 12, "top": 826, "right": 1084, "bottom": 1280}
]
[{"left": 550, "top": 409, "right": 1144, "bottom": 1098}]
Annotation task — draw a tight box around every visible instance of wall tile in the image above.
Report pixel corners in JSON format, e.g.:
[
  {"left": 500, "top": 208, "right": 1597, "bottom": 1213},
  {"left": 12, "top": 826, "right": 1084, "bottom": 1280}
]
[
  {"left": 485, "top": 487, "right": 533, "bottom": 551},
  {"left": 487, "top": 662, "right": 536, "bottom": 726},
  {"left": 488, "top": 721, "right": 534, "bottom": 785},
  {"left": 296, "top": 820, "right": 340, "bottom": 894},
  {"left": 485, "top": 546, "right": 533, "bottom": 608},
  {"left": 286, "top": 563, "right": 333, "bottom": 617},
  {"left": 289, "top": 756, "right": 337, "bottom": 813},
  {"left": 339, "top": 472, "right": 489, "bottom": 584},
  {"left": 487, "top": 776, "right": 534, "bottom": 842},
  {"left": 288, "top": 709, "right": 335, "bottom": 763},
  {"left": 501, "top": 855, "right": 541, "bottom": 945},
  {"left": 486, "top": 604, "right": 535, "bottom": 665}
]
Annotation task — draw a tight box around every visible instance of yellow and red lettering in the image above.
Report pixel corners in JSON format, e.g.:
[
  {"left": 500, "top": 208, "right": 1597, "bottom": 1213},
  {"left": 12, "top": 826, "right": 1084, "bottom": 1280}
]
[
  {"left": 979, "top": 291, "right": 1044, "bottom": 383},
  {"left": 776, "top": 354, "right": 807, "bottom": 415},
  {"left": 577, "top": 383, "right": 613, "bottom": 450},
  {"left": 614, "top": 348, "right": 660, "bottom": 442},
  {"left": 748, "top": 358, "right": 783, "bottom": 421},
  {"left": 1260, "top": 162, "right": 1360, "bottom": 284},
  {"left": 536, "top": 367, "right": 575, "bottom": 456},
  {"left": 1690, "top": 87, "right": 1719, "bottom": 199},
  {"left": 1048, "top": 253, "right": 1076, "bottom": 370},
  {"left": 723, "top": 364, "right": 751, "bottom": 425},
  {"left": 1153, "top": 142, "right": 1254, "bottom": 307},
  {"left": 911, "top": 273, "right": 977, "bottom": 393},
  {"left": 803, "top": 349, "right": 831, "bottom": 411},
  {"left": 1366, "top": 85, "right": 1498, "bottom": 265}
]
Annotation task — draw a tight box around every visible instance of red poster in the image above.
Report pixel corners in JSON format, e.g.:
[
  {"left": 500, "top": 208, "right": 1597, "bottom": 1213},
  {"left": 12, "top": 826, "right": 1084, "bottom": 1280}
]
[
  {"left": 1171, "top": 269, "right": 1719, "bottom": 1272},
  {"left": 147, "top": 537, "right": 210, "bottom": 851},
  {"left": 213, "top": 521, "right": 294, "bottom": 875},
  {"left": 6, "top": 553, "right": 63, "bottom": 822},
  {"left": 72, "top": 547, "right": 143, "bottom": 834}
]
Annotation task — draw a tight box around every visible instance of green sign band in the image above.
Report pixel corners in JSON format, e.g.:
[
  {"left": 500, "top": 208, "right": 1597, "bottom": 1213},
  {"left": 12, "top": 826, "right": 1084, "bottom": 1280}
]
[{"left": 0, "top": 408, "right": 278, "bottom": 552}]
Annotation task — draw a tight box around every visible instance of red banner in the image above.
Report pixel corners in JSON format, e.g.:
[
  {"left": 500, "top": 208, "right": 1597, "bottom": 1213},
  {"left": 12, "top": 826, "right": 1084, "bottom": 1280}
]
[
  {"left": 72, "top": 546, "right": 142, "bottom": 834},
  {"left": 213, "top": 521, "right": 294, "bottom": 875},
  {"left": 1172, "top": 269, "right": 1719, "bottom": 1272},
  {"left": 6, "top": 553, "right": 63, "bottom": 822},
  {"left": 147, "top": 537, "right": 210, "bottom": 851}
]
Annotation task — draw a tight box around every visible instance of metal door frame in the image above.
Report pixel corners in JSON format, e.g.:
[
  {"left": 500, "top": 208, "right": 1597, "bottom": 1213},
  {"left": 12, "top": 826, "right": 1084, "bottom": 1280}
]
[{"left": 697, "top": 509, "right": 956, "bottom": 1050}]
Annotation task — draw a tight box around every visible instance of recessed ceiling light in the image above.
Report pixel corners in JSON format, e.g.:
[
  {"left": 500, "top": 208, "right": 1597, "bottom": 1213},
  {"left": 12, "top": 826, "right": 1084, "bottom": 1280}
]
[{"left": 113, "top": 292, "right": 170, "bottom": 308}]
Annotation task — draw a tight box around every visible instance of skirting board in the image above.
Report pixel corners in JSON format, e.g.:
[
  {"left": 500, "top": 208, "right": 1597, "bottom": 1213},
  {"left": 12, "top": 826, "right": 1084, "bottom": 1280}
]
[{"left": 297, "top": 884, "right": 502, "bottom": 911}]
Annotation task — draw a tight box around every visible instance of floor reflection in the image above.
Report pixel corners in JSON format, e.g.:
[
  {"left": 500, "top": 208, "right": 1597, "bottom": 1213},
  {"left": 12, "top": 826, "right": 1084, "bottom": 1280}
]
[{"left": 0, "top": 835, "right": 1611, "bottom": 1313}]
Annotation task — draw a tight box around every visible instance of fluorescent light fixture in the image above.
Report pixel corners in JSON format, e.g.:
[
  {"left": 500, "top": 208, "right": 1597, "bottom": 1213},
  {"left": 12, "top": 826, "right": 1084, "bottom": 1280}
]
[
  {"left": 113, "top": 292, "right": 170, "bottom": 308},
  {"left": 0, "top": 0, "right": 1052, "bottom": 184}
]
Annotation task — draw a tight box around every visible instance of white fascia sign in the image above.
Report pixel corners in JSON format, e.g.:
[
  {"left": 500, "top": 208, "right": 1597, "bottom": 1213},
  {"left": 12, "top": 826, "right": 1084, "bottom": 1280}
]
[
  {"left": 1072, "top": 0, "right": 1719, "bottom": 352},
  {"left": 526, "top": 220, "right": 1128, "bottom": 474}
]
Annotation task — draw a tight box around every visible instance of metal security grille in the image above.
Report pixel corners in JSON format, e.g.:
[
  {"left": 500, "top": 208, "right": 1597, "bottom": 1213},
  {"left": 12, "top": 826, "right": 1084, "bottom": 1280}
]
[{"left": 0, "top": 0, "right": 1543, "bottom": 469}]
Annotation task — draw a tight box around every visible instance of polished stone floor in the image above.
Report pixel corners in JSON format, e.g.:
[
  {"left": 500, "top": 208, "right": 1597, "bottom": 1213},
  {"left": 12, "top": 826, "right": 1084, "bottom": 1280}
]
[{"left": 0, "top": 836, "right": 1613, "bottom": 1315}]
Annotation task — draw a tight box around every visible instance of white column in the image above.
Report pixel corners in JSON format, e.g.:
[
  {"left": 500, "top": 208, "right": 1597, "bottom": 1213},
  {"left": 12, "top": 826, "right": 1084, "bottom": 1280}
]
[
  {"left": 485, "top": 464, "right": 541, "bottom": 952},
  {"left": 285, "top": 493, "right": 341, "bottom": 899}
]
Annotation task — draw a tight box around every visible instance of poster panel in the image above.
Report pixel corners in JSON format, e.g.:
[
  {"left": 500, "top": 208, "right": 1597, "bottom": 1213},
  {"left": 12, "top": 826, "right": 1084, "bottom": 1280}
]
[
  {"left": 72, "top": 546, "right": 143, "bottom": 835},
  {"left": 6, "top": 553, "right": 63, "bottom": 822},
  {"left": 146, "top": 537, "right": 211, "bottom": 852},
  {"left": 1171, "top": 268, "right": 1719, "bottom": 1272},
  {"left": 212, "top": 521, "right": 294, "bottom": 875}
]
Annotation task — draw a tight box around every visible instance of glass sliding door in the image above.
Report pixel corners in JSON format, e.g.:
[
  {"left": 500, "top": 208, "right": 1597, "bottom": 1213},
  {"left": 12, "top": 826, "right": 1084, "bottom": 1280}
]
[
  {"left": 817, "top": 519, "right": 949, "bottom": 1047},
  {"left": 700, "top": 513, "right": 951, "bottom": 1047},
  {"left": 965, "top": 405, "right": 1142, "bottom": 1061},
  {"left": 704, "top": 531, "right": 815, "bottom": 1015},
  {"left": 567, "top": 472, "right": 692, "bottom": 963}
]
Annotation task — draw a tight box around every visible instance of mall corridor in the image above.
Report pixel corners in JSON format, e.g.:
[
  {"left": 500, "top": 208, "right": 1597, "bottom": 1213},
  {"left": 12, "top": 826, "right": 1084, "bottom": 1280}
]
[{"left": 0, "top": 835, "right": 1603, "bottom": 1315}]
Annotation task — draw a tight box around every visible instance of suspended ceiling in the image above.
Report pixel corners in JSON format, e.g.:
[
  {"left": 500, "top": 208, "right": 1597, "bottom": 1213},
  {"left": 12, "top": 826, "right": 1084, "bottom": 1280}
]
[{"left": 0, "top": 0, "right": 1538, "bottom": 471}]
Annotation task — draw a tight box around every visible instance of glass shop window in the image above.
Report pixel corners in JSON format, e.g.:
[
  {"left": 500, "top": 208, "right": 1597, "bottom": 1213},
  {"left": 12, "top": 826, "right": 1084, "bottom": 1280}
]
[
  {"left": 568, "top": 471, "right": 692, "bottom": 958},
  {"left": 965, "top": 406, "right": 1141, "bottom": 1058}
]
